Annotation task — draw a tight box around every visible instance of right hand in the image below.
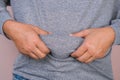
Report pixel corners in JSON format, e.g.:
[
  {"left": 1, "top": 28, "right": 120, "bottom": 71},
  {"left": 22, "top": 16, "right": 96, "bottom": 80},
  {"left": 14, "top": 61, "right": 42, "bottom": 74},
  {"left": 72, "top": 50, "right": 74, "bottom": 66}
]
[{"left": 3, "top": 20, "right": 51, "bottom": 60}]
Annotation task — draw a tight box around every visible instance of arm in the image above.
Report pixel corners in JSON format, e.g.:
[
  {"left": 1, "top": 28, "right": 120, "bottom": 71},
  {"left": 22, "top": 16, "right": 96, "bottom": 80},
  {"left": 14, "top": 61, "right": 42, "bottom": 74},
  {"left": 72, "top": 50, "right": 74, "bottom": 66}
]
[
  {"left": 110, "top": 2, "right": 120, "bottom": 45},
  {"left": 71, "top": 27, "right": 115, "bottom": 63},
  {"left": 70, "top": 2, "right": 120, "bottom": 63},
  {"left": 3, "top": 20, "right": 51, "bottom": 59},
  {"left": 0, "top": 0, "right": 12, "bottom": 36},
  {"left": 0, "top": 0, "right": 51, "bottom": 59}
]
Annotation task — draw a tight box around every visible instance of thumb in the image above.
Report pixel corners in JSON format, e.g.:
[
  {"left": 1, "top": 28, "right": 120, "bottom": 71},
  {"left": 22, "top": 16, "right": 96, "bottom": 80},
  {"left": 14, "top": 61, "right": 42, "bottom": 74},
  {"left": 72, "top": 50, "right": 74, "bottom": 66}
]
[
  {"left": 70, "top": 29, "right": 90, "bottom": 37},
  {"left": 32, "top": 26, "right": 51, "bottom": 35}
]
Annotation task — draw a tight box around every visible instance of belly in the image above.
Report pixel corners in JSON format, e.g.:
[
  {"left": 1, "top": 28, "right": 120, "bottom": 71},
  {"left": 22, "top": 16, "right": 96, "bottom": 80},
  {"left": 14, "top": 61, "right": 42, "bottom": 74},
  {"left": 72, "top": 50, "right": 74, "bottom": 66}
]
[{"left": 40, "top": 33, "right": 84, "bottom": 59}]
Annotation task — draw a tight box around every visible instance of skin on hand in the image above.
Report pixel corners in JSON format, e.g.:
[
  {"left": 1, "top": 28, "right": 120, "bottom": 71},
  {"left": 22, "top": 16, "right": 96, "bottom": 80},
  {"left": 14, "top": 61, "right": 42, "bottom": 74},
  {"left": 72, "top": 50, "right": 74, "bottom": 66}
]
[
  {"left": 3, "top": 20, "right": 51, "bottom": 60},
  {"left": 70, "top": 27, "right": 115, "bottom": 63}
]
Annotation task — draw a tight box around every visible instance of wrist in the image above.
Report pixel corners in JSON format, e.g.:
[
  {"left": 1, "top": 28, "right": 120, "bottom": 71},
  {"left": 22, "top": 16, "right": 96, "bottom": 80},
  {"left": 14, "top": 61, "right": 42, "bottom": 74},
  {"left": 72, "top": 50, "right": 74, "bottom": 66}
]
[
  {"left": 3, "top": 19, "right": 15, "bottom": 30},
  {"left": 103, "top": 26, "right": 115, "bottom": 43},
  {"left": 2, "top": 19, "right": 15, "bottom": 39}
]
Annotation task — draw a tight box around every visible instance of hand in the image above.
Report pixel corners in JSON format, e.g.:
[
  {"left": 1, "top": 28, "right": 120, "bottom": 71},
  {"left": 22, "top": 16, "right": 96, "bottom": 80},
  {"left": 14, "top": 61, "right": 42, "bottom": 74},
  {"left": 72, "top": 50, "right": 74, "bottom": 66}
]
[
  {"left": 71, "top": 27, "right": 115, "bottom": 63},
  {"left": 3, "top": 20, "right": 51, "bottom": 60}
]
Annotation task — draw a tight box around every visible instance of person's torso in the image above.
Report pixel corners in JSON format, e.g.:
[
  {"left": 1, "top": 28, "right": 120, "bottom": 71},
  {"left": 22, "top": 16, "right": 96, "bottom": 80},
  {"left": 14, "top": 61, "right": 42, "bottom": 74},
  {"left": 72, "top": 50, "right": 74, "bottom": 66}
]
[
  {"left": 11, "top": 1, "right": 116, "bottom": 79},
  {"left": 10, "top": 0, "right": 118, "bottom": 59}
]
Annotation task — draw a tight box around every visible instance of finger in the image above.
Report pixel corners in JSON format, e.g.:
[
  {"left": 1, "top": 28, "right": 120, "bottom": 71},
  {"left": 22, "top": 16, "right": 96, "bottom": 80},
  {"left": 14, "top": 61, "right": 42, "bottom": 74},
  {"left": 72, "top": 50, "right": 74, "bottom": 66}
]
[
  {"left": 32, "top": 26, "right": 51, "bottom": 35},
  {"left": 77, "top": 51, "right": 92, "bottom": 62},
  {"left": 29, "top": 52, "right": 39, "bottom": 60},
  {"left": 32, "top": 47, "right": 46, "bottom": 59},
  {"left": 71, "top": 43, "right": 87, "bottom": 58},
  {"left": 36, "top": 38, "right": 50, "bottom": 54},
  {"left": 85, "top": 56, "right": 96, "bottom": 63},
  {"left": 70, "top": 29, "right": 90, "bottom": 38}
]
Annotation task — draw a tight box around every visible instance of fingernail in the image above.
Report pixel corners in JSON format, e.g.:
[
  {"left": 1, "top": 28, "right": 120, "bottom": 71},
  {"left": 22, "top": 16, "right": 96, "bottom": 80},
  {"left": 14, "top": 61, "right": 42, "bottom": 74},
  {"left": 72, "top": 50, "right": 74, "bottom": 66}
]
[
  {"left": 48, "top": 32, "right": 52, "bottom": 34},
  {"left": 69, "top": 34, "right": 73, "bottom": 36}
]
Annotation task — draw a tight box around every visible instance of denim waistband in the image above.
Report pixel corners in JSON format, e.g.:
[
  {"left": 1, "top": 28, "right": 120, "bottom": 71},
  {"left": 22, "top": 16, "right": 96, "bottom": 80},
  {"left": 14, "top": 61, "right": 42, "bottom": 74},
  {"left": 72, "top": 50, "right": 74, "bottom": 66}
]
[{"left": 13, "top": 74, "right": 29, "bottom": 80}]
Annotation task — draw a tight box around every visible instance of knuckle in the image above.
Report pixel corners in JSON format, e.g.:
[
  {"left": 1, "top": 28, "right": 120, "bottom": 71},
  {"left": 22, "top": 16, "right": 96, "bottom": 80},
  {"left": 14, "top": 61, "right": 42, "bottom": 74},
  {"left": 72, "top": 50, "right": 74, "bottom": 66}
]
[
  {"left": 25, "top": 45, "right": 33, "bottom": 51},
  {"left": 85, "top": 42, "right": 95, "bottom": 50},
  {"left": 84, "top": 42, "right": 91, "bottom": 48},
  {"left": 19, "top": 48, "right": 28, "bottom": 55}
]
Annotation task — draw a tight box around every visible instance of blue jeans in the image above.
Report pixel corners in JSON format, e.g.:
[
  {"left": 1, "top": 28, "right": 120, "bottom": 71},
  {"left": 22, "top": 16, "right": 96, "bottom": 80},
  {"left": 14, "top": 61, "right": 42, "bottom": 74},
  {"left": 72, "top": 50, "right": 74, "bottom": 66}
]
[{"left": 13, "top": 74, "right": 29, "bottom": 80}]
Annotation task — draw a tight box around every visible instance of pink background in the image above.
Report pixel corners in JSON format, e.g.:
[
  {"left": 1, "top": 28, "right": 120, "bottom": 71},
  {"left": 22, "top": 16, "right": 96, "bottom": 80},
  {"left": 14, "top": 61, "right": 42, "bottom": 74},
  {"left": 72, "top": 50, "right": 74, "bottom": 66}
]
[{"left": 0, "top": 7, "right": 120, "bottom": 80}]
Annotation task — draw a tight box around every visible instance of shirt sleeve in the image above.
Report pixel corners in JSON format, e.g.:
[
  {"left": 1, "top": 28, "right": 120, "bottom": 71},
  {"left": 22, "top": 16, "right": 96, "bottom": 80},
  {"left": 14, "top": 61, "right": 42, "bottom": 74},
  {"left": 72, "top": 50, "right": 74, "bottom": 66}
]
[
  {"left": 0, "top": 0, "right": 13, "bottom": 37},
  {"left": 110, "top": 2, "right": 120, "bottom": 45}
]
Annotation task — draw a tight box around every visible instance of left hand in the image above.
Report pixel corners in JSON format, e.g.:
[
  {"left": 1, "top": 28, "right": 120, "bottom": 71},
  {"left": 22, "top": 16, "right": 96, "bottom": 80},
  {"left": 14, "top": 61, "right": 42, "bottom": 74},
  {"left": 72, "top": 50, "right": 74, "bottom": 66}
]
[{"left": 71, "top": 27, "right": 115, "bottom": 63}]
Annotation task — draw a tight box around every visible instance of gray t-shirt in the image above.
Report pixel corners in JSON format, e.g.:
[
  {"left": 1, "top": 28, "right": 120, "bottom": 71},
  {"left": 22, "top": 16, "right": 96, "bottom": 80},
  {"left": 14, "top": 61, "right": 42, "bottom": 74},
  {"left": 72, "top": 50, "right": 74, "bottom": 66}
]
[{"left": 0, "top": 0, "right": 120, "bottom": 80}]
